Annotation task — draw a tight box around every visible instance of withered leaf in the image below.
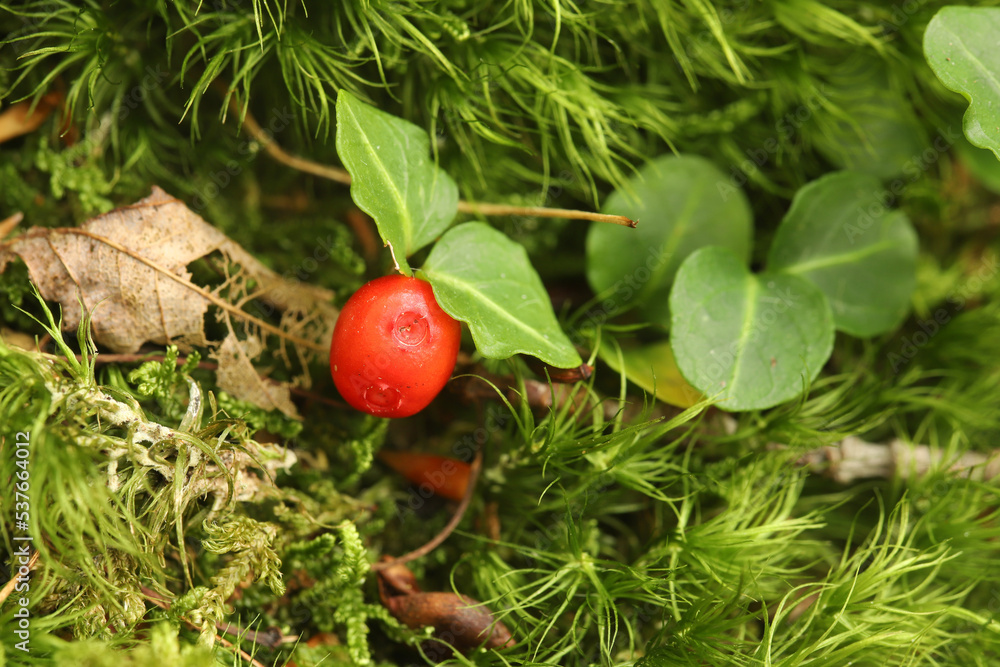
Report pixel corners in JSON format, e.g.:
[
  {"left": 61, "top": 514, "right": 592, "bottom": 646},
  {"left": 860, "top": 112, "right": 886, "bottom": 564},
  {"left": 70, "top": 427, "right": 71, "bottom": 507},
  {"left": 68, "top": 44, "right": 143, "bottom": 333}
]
[
  {"left": 0, "top": 186, "right": 339, "bottom": 418},
  {"left": 0, "top": 92, "right": 62, "bottom": 145},
  {"left": 214, "top": 333, "right": 299, "bottom": 418}
]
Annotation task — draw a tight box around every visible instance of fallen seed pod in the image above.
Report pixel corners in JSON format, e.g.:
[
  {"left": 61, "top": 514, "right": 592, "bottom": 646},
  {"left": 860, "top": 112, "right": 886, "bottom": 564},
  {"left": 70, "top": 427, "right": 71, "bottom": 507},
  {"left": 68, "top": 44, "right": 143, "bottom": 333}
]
[
  {"left": 377, "top": 450, "right": 471, "bottom": 502},
  {"left": 377, "top": 558, "right": 514, "bottom": 654}
]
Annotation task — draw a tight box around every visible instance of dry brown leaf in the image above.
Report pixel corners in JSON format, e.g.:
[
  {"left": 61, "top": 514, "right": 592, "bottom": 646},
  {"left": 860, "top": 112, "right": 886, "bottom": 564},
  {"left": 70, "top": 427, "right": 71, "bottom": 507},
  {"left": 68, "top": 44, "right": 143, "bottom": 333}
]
[
  {"left": 0, "top": 186, "right": 339, "bottom": 417},
  {"left": 0, "top": 212, "right": 23, "bottom": 240},
  {"left": 214, "top": 333, "right": 299, "bottom": 418},
  {"left": 0, "top": 327, "right": 37, "bottom": 352},
  {"left": 0, "top": 93, "right": 62, "bottom": 144}
]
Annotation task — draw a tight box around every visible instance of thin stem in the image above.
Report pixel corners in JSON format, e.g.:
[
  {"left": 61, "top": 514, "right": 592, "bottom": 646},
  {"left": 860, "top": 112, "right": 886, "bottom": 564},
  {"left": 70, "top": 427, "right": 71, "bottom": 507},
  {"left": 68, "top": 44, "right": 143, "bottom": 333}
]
[
  {"left": 372, "top": 447, "right": 483, "bottom": 570},
  {"left": 0, "top": 550, "right": 38, "bottom": 605},
  {"left": 456, "top": 200, "right": 636, "bottom": 227},
  {"left": 226, "top": 92, "right": 636, "bottom": 228},
  {"left": 141, "top": 586, "right": 270, "bottom": 667},
  {"left": 240, "top": 106, "right": 351, "bottom": 184}
]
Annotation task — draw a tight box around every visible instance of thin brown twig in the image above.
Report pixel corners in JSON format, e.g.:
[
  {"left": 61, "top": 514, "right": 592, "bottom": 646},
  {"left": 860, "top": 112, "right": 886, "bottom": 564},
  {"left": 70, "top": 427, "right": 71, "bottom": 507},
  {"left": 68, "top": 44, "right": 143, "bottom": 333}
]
[
  {"left": 0, "top": 212, "right": 23, "bottom": 240},
  {"left": 141, "top": 586, "right": 269, "bottom": 667},
  {"left": 372, "top": 448, "right": 483, "bottom": 571},
  {"left": 239, "top": 107, "right": 351, "bottom": 185},
  {"left": 0, "top": 549, "right": 39, "bottom": 606},
  {"left": 226, "top": 94, "right": 637, "bottom": 228},
  {"left": 214, "top": 633, "right": 268, "bottom": 665}
]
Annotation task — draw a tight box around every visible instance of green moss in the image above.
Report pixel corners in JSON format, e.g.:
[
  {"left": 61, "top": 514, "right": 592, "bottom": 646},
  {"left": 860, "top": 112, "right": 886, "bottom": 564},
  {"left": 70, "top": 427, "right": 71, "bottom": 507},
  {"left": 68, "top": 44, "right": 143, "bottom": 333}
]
[
  {"left": 5, "top": 0, "right": 995, "bottom": 209},
  {"left": 50, "top": 624, "right": 217, "bottom": 667},
  {"left": 4, "top": 0, "right": 1000, "bottom": 664}
]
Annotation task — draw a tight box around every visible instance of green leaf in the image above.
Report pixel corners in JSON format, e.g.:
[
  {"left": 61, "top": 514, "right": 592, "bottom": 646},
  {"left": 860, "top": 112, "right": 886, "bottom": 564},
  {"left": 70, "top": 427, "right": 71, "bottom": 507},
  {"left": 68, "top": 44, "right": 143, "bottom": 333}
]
[
  {"left": 585, "top": 154, "right": 753, "bottom": 325},
  {"left": 598, "top": 338, "right": 703, "bottom": 408},
  {"left": 924, "top": 7, "right": 1000, "bottom": 159},
  {"left": 766, "top": 171, "right": 918, "bottom": 337},
  {"left": 335, "top": 90, "right": 458, "bottom": 275},
  {"left": 670, "top": 247, "right": 834, "bottom": 412},
  {"left": 422, "top": 223, "right": 582, "bottom": 368}
]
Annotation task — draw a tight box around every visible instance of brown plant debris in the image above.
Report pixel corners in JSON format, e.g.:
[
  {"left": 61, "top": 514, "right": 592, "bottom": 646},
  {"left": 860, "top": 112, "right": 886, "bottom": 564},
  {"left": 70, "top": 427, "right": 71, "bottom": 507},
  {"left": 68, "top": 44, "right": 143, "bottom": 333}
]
[
  {"left": 0, "top": 92, "right": 63, "bottom": 144},
  {"left": 797, "top": 436, "right": 1000, "bottom": 484},
  {"left": 0, "top": 186, "right": 339, "bottom": 417}
]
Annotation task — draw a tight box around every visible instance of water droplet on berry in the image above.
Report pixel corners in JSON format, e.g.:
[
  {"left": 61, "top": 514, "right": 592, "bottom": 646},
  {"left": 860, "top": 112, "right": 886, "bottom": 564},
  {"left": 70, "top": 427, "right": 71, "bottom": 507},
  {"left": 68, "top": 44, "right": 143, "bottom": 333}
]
[{"left": 393, "top": 311, "right": 429, "bottom": 346}]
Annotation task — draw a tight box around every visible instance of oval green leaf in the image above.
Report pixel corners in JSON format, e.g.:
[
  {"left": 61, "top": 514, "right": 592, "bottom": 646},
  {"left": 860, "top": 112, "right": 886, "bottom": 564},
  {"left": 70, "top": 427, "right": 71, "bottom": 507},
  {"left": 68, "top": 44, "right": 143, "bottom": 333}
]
[
  {"left": 925, "top": 7, "right": 1000, "bottom": 159},
  {"left": 766, "top": 171, "right": 918, "bottom": 337},
  {"left": 336, "top": 90, "right": 458, "bottom": 275},
  {"left": 598, "top": 338, "right": 703, "bottom": 409},
  {"left": 670, "top": 246, "right": 834, "bottom": 412},
  {"left": 422, "top": 223, "right": 582, "bottom": 368},
  {"left": 586, "top": 154, "right": 753, "bottom": 326}
]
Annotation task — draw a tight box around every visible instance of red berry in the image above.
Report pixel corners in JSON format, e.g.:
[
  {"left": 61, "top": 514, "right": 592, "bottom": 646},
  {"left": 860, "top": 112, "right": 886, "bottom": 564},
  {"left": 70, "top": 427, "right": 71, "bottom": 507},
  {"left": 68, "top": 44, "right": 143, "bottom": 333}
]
[{"left": 330, "top": 275, "right": 461, "bottom": 418}]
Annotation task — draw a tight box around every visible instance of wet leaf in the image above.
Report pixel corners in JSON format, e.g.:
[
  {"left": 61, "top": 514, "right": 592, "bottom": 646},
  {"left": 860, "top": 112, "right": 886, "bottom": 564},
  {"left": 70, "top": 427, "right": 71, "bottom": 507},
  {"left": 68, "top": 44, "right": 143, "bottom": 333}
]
[
  {"left": 586, "top": 154, "right": 753, "bottom": 325},
  {"left": 767, "top": 171, "right": 918, "bottom": 337}
]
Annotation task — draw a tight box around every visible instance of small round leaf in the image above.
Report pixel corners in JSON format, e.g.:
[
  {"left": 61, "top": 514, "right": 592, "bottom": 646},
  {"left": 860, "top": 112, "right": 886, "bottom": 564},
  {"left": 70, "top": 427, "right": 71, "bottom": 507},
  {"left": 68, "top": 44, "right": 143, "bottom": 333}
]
[
  {"left": 670, "top": 247, "right": 834, "bottom": 412},
  {"left": 766, "top": 171, "right": 918, "bottom": 337},
  {"left": 586, "top": 154, "right": 752, "bottom": 325},
  {"left": 925, "top": 7, "right": 1000, "bottom": 159}
]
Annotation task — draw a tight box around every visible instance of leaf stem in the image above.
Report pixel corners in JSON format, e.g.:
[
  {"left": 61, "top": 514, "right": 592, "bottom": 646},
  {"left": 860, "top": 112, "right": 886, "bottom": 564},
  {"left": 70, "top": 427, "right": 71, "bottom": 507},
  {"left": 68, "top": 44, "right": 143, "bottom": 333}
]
[
  {"left": 456, "top": 200, "right": 635, "bottom": 226},
  {"left": 227, "top": 94, "right": 636, "bottom": 228}
]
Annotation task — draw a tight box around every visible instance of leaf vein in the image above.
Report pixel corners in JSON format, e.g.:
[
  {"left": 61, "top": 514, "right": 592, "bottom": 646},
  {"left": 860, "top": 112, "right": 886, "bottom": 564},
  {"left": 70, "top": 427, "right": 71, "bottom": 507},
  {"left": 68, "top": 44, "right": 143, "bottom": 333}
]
[
  {"left": 426, "top": 270, "right": 561, "bottom": 354},
  {"left": 341, "top": 99, "right": 414, "bottom": 252}
]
